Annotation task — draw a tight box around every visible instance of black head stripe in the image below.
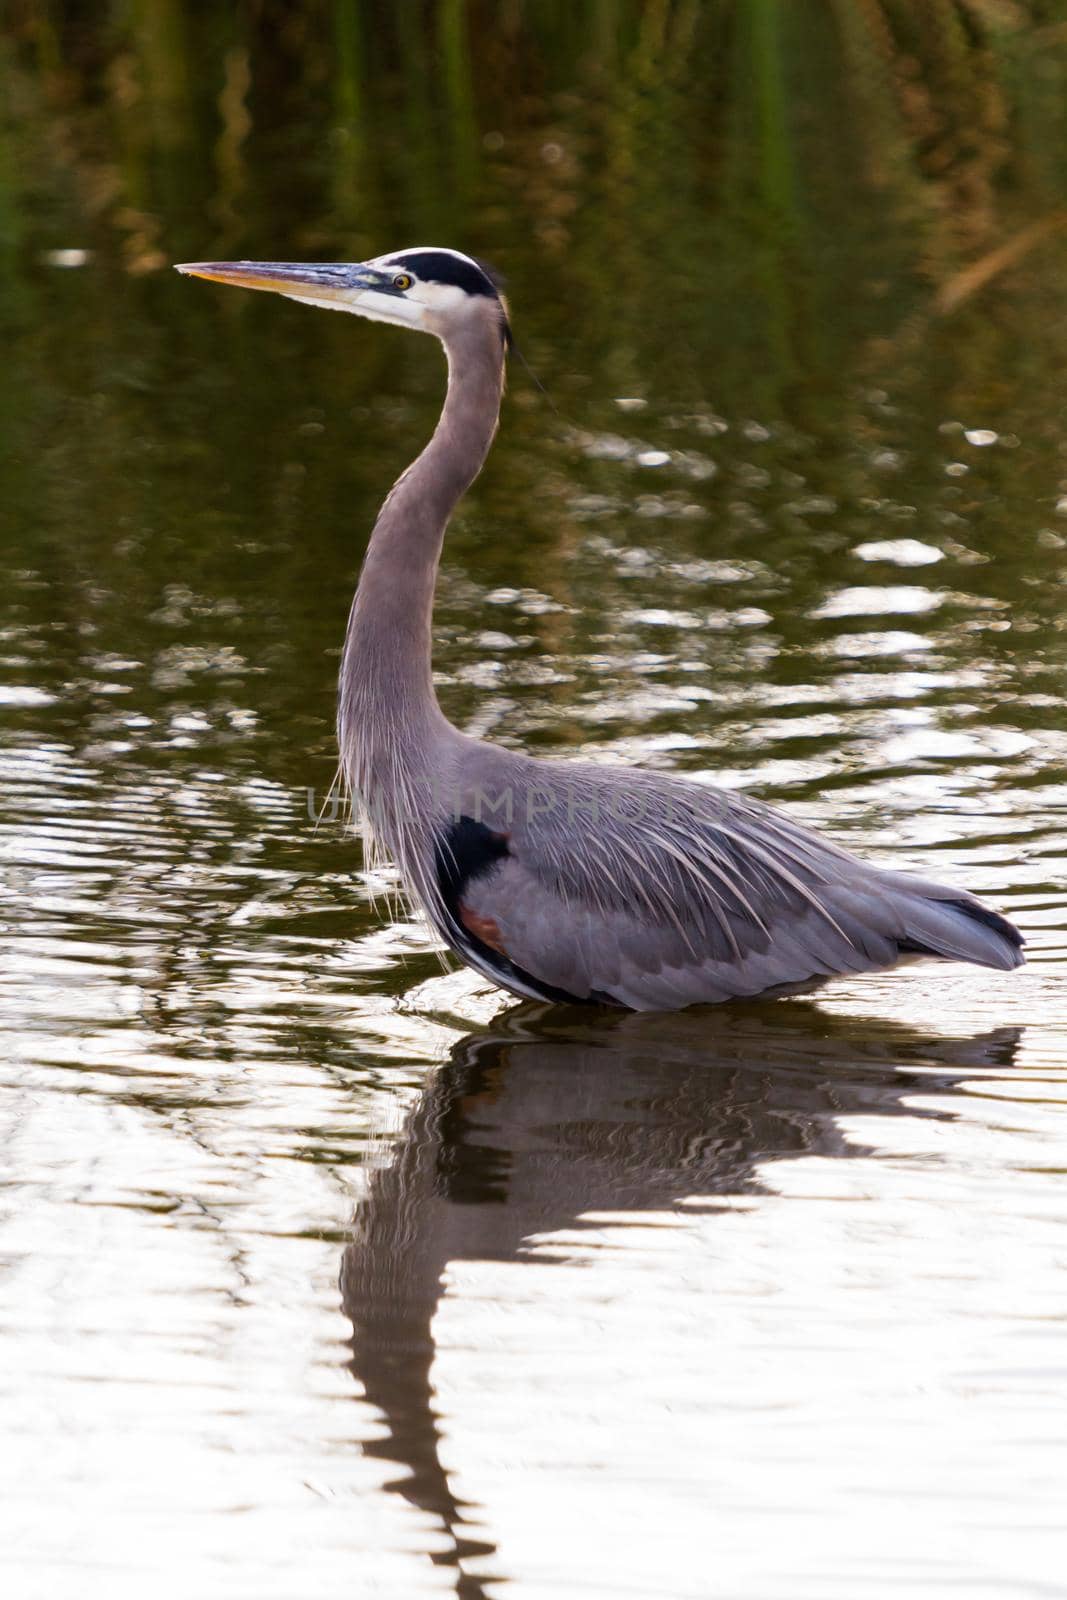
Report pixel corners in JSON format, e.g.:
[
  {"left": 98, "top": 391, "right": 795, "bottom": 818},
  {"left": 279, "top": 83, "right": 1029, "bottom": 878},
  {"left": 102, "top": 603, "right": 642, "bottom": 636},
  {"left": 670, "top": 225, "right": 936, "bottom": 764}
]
[{"left": 387, "top": 250, "right": 502, "bottom": 298}]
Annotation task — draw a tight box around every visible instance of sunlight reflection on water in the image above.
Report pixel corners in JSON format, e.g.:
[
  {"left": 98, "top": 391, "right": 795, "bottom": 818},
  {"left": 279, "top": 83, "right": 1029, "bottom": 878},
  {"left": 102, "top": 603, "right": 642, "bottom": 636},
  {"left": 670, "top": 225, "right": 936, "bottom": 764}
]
[{"left": 2, "top": 525, "right": 1064, "bottom": 1595}]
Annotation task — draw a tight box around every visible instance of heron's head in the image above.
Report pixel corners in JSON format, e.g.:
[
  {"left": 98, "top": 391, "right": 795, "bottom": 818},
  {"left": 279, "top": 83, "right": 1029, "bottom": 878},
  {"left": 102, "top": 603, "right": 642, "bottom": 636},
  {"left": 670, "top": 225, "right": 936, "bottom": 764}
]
[{"left": 175, "top": 247, "right": 510, "bottom": 348}]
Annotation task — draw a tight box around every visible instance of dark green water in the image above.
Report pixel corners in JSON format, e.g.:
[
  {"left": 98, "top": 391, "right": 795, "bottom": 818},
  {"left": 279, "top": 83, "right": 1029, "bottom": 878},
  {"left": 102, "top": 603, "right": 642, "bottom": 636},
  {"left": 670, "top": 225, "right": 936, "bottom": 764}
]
[{"left": 2, "top": 7, "right": 1066, "bottom": 1597}]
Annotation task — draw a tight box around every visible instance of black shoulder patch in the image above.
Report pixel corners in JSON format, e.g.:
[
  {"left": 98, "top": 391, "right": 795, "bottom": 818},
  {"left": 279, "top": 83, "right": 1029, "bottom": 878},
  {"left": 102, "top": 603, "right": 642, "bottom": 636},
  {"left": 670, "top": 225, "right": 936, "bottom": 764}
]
[
  {"left": 435, "top": 816, "right": 510, "bottom": 908},
  {"left": 387, "top": 250, "right": 502, "bottom": 299}
]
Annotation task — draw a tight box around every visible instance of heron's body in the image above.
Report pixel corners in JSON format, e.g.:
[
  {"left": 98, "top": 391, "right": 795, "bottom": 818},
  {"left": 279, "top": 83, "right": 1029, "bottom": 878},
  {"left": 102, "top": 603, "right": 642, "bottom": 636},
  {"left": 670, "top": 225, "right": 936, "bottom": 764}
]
[{"left": 179, "top": 248, "right": 1024, "bottom": 1011}]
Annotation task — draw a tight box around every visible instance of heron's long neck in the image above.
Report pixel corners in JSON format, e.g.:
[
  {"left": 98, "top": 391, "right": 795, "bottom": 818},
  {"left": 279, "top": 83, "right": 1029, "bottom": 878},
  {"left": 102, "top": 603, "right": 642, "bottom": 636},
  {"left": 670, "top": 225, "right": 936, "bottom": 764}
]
[{"left": 340, "top": 324, "right": 505, "bottom": 767}]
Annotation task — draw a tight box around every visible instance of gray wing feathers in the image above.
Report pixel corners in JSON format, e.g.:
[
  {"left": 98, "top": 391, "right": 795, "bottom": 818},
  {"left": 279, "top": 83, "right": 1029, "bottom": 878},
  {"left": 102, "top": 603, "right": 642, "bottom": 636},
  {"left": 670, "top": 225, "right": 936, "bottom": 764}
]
[{"left": 456, "top": 762, "right": 1022, "bottom": 1010}]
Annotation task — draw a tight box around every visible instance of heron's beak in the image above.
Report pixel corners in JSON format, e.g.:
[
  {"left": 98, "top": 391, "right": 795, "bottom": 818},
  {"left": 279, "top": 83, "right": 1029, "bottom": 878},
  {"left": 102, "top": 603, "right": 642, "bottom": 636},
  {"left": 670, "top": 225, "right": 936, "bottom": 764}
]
[{"left": 174, "top": 260, "right": 425, "bottom": 328}]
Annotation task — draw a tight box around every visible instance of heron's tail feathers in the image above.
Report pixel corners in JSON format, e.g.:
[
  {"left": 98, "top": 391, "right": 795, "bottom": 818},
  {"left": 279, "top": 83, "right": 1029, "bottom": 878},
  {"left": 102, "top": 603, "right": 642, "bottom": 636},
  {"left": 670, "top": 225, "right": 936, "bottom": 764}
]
[{"left": 869, "top": 872, "right": 1025, "bottom": 972}]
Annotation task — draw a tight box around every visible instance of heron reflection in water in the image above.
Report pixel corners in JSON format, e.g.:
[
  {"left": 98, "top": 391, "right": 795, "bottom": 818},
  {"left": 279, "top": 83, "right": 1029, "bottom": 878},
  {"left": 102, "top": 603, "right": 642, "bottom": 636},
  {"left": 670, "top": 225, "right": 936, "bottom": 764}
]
[
  {"left": 339, "top": 1006, "right": 1022, "bottom": 1594},
  {"left": 177, "top": 249, "right": 1024, "bottom": 1011}
]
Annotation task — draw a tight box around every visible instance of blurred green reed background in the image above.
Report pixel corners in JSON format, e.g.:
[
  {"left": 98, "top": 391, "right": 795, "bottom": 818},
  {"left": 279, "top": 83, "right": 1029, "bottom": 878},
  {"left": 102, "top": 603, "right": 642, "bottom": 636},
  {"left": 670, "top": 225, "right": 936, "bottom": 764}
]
[{"left": 6, "top": 0, "right": 1067, "bottom": 368}]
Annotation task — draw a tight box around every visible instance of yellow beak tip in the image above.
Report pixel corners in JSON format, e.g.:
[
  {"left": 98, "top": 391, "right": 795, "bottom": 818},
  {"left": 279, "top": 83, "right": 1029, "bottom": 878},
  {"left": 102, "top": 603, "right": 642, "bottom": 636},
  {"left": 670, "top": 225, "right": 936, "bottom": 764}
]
[{"left": 172, "top": 261, "right": 311, "bottom": 294}]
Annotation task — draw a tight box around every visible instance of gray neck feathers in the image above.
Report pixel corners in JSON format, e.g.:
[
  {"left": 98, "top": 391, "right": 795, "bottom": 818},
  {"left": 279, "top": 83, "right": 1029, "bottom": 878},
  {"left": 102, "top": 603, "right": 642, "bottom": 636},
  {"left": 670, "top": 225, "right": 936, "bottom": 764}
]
[{"left": 337, "top": 317, "right": 505, "bottom": 876}]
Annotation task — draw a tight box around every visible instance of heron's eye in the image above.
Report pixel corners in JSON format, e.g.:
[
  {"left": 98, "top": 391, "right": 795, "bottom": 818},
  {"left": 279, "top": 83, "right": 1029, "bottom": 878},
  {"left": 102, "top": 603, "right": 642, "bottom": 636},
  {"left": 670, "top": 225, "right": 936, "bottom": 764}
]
[{"left": 392, "top": 273, "right": 413, "bottom": 292}]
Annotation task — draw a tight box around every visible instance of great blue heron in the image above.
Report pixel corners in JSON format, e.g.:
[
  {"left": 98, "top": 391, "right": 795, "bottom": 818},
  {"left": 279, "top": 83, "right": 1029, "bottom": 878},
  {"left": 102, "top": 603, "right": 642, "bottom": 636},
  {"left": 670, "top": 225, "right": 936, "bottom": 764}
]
[{"left": 177, "top": 247, "right": 1024, "bottom": 1010}]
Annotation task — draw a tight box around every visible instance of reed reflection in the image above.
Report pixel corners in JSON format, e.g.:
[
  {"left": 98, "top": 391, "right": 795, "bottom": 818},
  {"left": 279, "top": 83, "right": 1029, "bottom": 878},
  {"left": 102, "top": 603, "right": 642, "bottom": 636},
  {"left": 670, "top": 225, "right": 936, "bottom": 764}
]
[{"left": 340, "top": 1005, "right": 1022, "bottom": 1595}]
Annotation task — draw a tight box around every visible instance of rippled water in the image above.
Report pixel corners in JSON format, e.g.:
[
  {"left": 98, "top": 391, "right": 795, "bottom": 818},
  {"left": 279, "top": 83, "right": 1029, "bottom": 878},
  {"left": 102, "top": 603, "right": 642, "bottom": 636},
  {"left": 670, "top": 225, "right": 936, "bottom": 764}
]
[{"left": 4, "top": 9, "right": 1067, "bottom": 1597}]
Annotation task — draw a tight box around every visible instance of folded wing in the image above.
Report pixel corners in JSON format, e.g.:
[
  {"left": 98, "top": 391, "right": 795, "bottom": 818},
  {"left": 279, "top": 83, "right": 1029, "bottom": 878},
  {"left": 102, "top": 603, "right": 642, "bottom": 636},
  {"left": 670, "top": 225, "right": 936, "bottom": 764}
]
[{"left": 432, "top": 764, "right": 1023, "bottom": 1011}]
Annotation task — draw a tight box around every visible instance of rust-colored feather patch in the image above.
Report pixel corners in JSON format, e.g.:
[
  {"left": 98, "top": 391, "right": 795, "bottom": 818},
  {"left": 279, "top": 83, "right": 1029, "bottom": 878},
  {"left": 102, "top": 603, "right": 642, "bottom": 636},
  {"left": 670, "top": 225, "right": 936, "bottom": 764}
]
[{"left": 459, "top": 902, "right": 507, "bottom": 954}]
